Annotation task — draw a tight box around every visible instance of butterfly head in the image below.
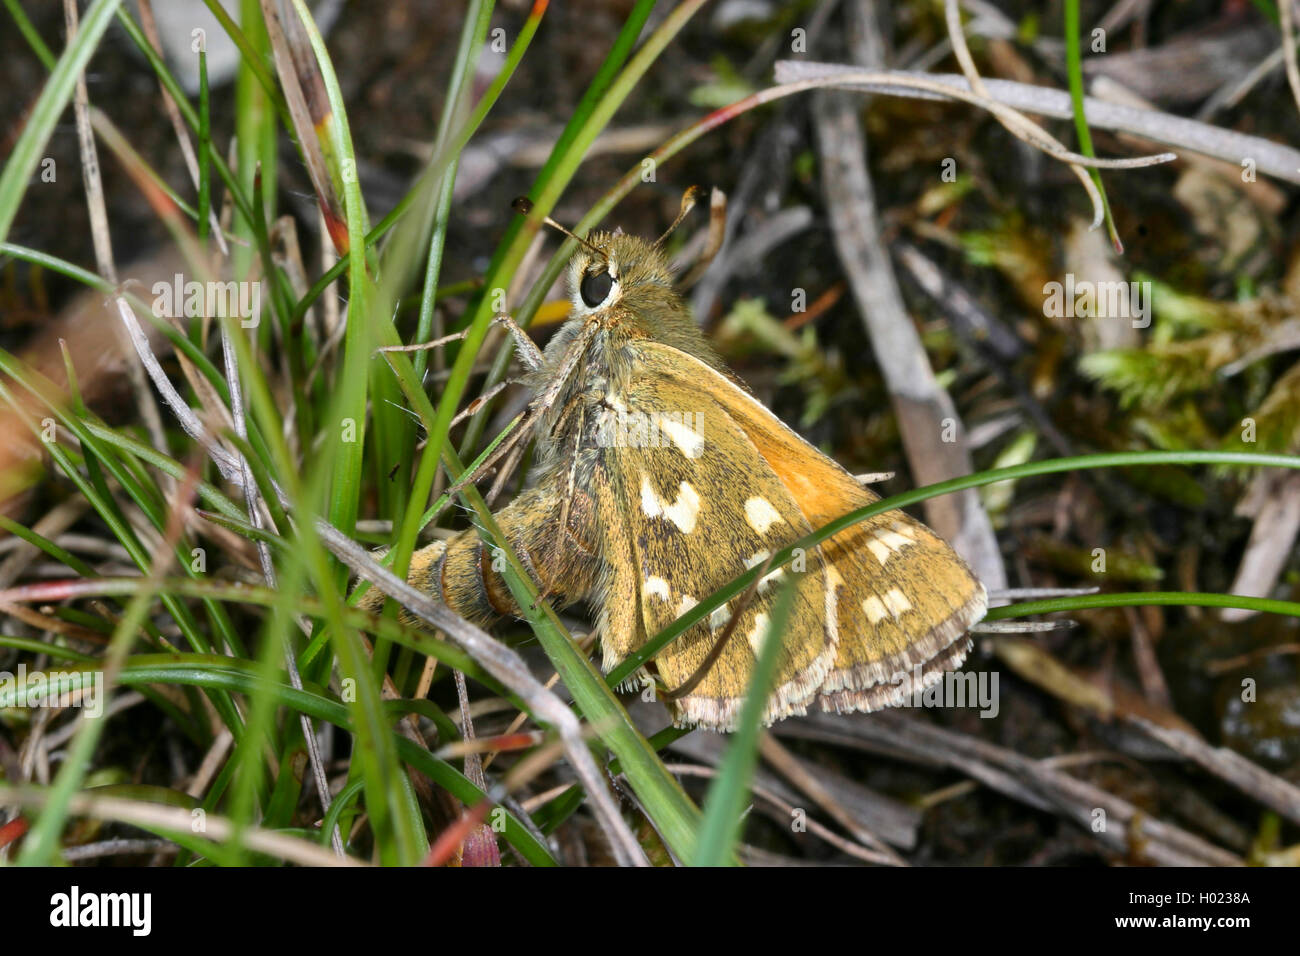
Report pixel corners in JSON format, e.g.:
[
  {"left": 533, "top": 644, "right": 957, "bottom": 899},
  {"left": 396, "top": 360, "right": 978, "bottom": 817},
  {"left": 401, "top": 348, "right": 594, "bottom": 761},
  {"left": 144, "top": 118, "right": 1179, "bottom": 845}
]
[
  {"left": 513, "top": 189, "right": 724, "bottom": 367},
  {"left": 566, "top": 232, "right": 672, "bottom": 319}
]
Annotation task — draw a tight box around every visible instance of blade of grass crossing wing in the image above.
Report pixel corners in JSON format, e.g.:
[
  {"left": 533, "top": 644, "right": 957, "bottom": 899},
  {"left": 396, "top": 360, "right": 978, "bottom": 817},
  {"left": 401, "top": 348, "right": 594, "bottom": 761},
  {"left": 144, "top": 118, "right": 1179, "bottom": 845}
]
[{"left": 692, "top": 579, "right": 796, "bottom": 867}]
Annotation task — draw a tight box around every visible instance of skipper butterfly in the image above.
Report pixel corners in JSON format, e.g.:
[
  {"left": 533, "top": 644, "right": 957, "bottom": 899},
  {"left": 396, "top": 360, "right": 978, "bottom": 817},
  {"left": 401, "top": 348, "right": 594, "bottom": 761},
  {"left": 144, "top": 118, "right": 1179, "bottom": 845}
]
[{"left": 364, "top": 190, "right": 986, "bottom": 731}]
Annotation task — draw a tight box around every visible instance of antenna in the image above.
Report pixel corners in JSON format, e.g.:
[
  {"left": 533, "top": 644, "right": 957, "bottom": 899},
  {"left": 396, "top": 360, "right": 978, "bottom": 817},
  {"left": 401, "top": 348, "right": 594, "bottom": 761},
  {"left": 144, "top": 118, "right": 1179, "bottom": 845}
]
[
  {"left": 653, "top": 185, "right": 704, "bottom": 248},
  {"left": 511, "top": 197, "right": 606, "bottom": 261}
]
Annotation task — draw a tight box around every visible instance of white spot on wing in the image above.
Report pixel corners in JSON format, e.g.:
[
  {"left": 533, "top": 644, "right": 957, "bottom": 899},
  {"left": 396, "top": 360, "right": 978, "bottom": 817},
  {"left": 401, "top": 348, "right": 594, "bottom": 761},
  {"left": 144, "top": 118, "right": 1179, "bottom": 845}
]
[
  {"left": 676, "top": 594, "right": 698, "bottom": 617},
  {"left": 657, "top": 417, "right": 705, "bottom": 458},
  {"left": 640, "top": 476, "right": 701, "bottom": 533},
  {"left": 644, "top": 576, "right": 671, "bottom": 603},
  {"left": 747, "top": 612, "right": 771, "bottom": 656},
  {"left": 862, "top": 595, "right": 888, "bottom": 624},
  {"left": 883, "top": 587, "right": 913, "bottom": 618},
  {"left": 879, "top": 529, "right": 915, "bottom": 552},
  {"left": 744, "top": 496, "right": 784, "bottom": 535},
  {"left": 640, "top": 475, "right": 659, "bottom": 517},
  {"left": 867, "top": 527, "right": 917, "bottom": 565},
  {"left": 709, "top": 605, "right": 731, "bottom": 633},
  {"left": 741, "top": 549, "right": 786, "bottom": 593},
  {"left": 825, "top": 565, "right": 843, "bottom": 647}
]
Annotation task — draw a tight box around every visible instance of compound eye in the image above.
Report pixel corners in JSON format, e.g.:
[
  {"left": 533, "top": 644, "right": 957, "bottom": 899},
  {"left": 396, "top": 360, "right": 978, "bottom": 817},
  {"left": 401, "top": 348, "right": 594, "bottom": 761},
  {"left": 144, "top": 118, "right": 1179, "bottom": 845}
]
[{"left": 579, "top": 269, "right": 614, "bottom": 307}]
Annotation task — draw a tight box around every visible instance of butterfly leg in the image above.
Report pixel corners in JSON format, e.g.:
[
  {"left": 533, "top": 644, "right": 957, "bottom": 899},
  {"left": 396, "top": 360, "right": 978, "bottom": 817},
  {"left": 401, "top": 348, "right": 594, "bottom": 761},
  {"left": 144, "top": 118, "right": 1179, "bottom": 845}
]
[
  {"left": 374, "top": 329, "right": 471, "bottom": 357},
  {"left": 492, "top": 313, "right": 545, "bottom": 371}
]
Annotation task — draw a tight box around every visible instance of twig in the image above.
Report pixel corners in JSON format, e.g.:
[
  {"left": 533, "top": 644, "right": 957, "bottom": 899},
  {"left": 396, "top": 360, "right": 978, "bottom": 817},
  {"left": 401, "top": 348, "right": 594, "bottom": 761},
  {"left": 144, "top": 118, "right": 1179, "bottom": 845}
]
[
  {"left": 322, "top": 527, "right": 648, "bottom": 866},
  {"left": 1123, "top": 606, "right": 1171, "bottom": 710},
  {"left": 773, "top": 61, "right": 1300, "bottom": 183},
  {"left": 1205, "top": 643, "right": 1300, "bottom": 677},
  {"left": 893, "top": 240, "right": 1078, "bottom": 461},
  {"left": 1123, "top": 716, "right": 1300, "bottom": 829},
  {"left": 185, "top": 729, "right": 235, "bottom": 799},
  {"left": 685, "top": 0, "right": 843, "bottom": 322},
  {"left": 992, "top": 636, "right": 1300, "bottom": 829},
  {"left": 38, "top": 693, "right": 145, "bottom": 750},
  {"left": 0, "top": 499, "right": 88, "bottom": 589},
  {"left": 1222, "top": 472, "right": 1300, "bottom": 623},
  {"left": 943, "top": 0, "right": 1105, "bottom": 229},
  {"left": 663, "top": 764, "right": 899, "bottom": 866},
  {"left": 63, "top": 0, "right": 169, "bottom": 461},
  {"left": 1, "top": 786, "right": 359, "bottom": 867},
  {"left": 668, "top": 719, "right": 920, "bottom": 850},
  {"left": 758, "top": 734, "right": 906, "bottom": 865},
  {"left": 62, "top": 838, "right": 180, "bottom": 861},
  {"left": 112, "top": 295, "right": 240, "bottom": 477},
  {"left": 453, "top": 668, "right": 502, "bottom": 866},
  {"left": 779, "top": 712, "right": 1241, "bottom": 866},
  {"left": 1198, "top": 44, "right": 1289, "bottom": 119}
]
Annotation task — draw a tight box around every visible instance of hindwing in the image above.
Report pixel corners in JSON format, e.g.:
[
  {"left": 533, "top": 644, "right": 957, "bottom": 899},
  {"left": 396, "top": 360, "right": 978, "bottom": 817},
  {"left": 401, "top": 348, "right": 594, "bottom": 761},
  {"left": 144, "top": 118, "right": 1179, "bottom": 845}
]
[{"left": 630, "top": 342, "right": 987, "bottom": 715}]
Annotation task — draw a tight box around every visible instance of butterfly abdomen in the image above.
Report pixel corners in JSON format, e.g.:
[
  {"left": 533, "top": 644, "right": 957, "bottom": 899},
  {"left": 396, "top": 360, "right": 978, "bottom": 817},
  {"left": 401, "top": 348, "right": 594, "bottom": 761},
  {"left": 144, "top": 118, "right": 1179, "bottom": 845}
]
[{"left": 357, "top": 484, "right": 602, "bottom": 629}]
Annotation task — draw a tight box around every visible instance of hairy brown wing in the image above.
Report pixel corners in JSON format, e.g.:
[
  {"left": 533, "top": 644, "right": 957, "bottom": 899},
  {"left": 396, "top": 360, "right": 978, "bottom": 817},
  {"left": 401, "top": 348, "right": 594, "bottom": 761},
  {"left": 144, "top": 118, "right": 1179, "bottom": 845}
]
[
  {"left": 633, "top": 342, "right": 987, "bottom": 714},
  {"left": 591, "top": 365, "right": 838, "bottom": 730}
]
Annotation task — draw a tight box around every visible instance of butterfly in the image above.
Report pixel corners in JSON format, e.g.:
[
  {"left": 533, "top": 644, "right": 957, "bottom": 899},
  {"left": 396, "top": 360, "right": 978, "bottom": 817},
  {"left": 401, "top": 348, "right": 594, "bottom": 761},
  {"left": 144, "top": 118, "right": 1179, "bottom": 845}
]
[{"left": 363, "top": 190, "right": 986, "bottom": 731}]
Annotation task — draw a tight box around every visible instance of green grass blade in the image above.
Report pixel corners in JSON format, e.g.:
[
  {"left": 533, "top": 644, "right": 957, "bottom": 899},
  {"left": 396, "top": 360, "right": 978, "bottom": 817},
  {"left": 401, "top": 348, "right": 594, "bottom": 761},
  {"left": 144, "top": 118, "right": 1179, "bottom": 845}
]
[
  {"left": 984, "top": 592, "right": 1300, "bottom": 620},
  {"left": 3, "top": 0, "right": 56, "bottom": 69},
  {"left": 465, "top": 481, "right": 703, "bottom": 863},
  {"left": 609, "top": 450, "right": 1300, "bottom": 686},
  {"left": 1064, "top": 0, "right": 1120, "bottom": 250},
  {"left": 693, "top": 580, "right": 797, "bottom": 866},
  {"left": 0, "top": 0, "right": 124, "bottom": 243}
]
